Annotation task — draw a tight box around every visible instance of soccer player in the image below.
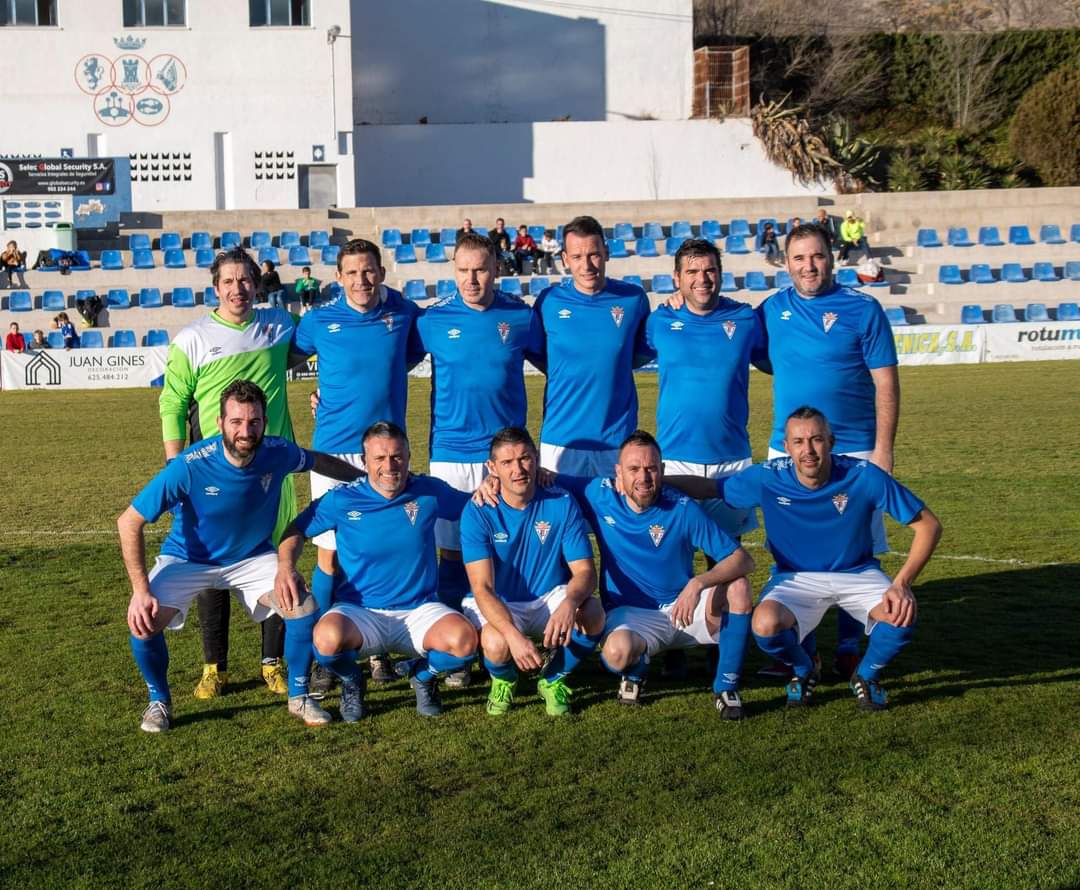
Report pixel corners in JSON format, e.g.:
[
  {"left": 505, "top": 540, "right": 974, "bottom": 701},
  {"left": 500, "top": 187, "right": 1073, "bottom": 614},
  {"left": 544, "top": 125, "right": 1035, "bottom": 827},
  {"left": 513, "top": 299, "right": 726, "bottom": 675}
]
[
  {"left": 460, "top": 427, "right": 603, "bottom": 717},
  {"left": 121, "top": 381, "right": 365, "bottom": 732},
  {"left": 533, "top": 215, "right": 652, "bottom": 477},
  {"left": 275, "top": 422, "right": 478, "bottom": 720},
  {"left": 159, "top": 247, "right": 299, "bottom": 700},
  {"left": 557, "top": 431, "right": 756, "bottom": 718}
]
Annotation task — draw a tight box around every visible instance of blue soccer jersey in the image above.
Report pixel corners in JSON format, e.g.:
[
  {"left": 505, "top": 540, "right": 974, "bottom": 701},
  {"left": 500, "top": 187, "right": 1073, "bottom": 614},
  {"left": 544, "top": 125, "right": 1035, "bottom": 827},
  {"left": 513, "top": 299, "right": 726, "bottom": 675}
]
[
  {"left": 644, "top": 301, "right": 764, "bottom": 464},
  {"left": 416, "top": 292, "right": 544, "bottom": 463},
  {"left": 460, "top": 486, "right": 594, "bottom": 603},
  {"left": 757, "top": 285, "right": 897, "bottom": 453},
  {"left": 558, "top": 475, "right": 739, "bottom": 610},
  {"left": 533, "top": 279, "right": 651, "bottom": 450},
  {"left": 294, "top": 475, "right": 469, "bottom": 610},
  {"left": 132, "top": 436, "right": 313, "bottom": 565},
  {"left": 291, "top": 288, "right": 422, "bottom": 454},
  {"left": 719, "top": 455, "right": 924, "bottom": 575}
]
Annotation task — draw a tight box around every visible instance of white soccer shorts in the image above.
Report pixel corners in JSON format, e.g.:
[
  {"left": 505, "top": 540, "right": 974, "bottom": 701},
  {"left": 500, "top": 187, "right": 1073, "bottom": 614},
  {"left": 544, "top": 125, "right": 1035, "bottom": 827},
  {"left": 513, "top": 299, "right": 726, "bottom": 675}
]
[
  {"left": 663, "top": 457, "right": 756, "bottom": 537},
  {"left": 460, "top": 585, "right": 570, "bottom": 636},
  {"left": 602, "top": 590, "right": 719, "bottom": 657},
  {"left": 325, "top": 600, "right": 459, "bottom": 658},
  {"left": 759, "top": 567, "right": 892, "bottom": 642},
  {"left": 148, "top": 552, "right": 279, "bottom": 630},
  {"left": 428, "top": 460, "right": 487, "bottom": 550},
  {"left": 539, "top": 442, "right": 621, "bottom": 478},
  {"left": 309, "top": 452, "right": 365, "bottom": 550}
]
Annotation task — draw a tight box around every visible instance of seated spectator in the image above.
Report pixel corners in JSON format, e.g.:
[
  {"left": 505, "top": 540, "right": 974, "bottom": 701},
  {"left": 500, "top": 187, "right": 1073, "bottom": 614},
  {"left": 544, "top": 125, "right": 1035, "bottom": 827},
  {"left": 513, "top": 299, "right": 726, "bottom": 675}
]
[
  {"left": 812, "top": 209, "right": 837, "bottom": 248},
  {"left": 490, "top": 218, "right": 514, "bottom": 276},
  {"left": 76, "top": 292, "right": 105, "bottom": 328},
  {"left": 758, "top": 223, "right": 780, "bottom": 265},
  {"left": 259, "top": 260, "right": 285, "bottom": 309},
  {"left": 57, "top": 250, "right": 81, "bottom": 276},
  {"left": 295, "top": 266, "right": 319, "bottom": 313},
  {"left": 790, "top": 217, "right": 802, "bottom": 230},
  {"left": 512, "top": 225, "right": 539, "bottom": 275},
  {"left": 57, "top": 312, "right": 79, "bottom": 350},
  {"left": 838, "top": 210, "right": 871, "bottom": 264},
  {"left": 28, "top": 329, "right": 48, "bottom": 350},
  {"left": 455, "top": 218, "right": 475, "bottom": 243},
  {"left": 1, "top": 240, "right": 27, "bottom": 288},
  {"left": 538, "top": 230, "right": 561, "bottom": 274},
  {"left": 6, "top": 322, "right": 25, "bottom": 352}
]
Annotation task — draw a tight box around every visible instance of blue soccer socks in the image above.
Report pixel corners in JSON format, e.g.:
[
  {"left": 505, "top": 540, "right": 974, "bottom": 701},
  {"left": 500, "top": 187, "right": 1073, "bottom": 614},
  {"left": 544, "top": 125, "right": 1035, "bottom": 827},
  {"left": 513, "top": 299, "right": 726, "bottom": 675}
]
[
  {"left": 283, "top": 612, "right": 317, "bottom": 697},
  {"left": 130, "top": 633, "right": 170, "bottom": 703},
  {"left": 713, "top": 611, "right": 751, "bottom": 694},
  {"left": 857, "top": 621, "right": 914, "bottom": 681},
  {"left": 414, "top": 649, "right": 474, "bottom": 684},
  {"left": 753, "top": 627, "right": 815, "bottom": 679},
  {"left": 543, "top": 629, "right": 601, "bottom": 682}
]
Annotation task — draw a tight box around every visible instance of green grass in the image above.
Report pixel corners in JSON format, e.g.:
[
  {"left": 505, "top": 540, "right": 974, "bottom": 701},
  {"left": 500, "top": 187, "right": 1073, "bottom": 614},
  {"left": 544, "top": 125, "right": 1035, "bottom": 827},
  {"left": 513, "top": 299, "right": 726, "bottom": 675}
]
[{"left": 1, "top": 362, "right": 1078, "bottom": 888}]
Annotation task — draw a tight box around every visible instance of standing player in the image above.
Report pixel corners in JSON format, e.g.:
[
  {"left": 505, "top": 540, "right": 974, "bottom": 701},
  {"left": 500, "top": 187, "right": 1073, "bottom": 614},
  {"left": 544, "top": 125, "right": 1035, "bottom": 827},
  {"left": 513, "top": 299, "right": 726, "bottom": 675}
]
[
  {"left": 275, "top": 422, "right": 478, "bottom": 720},
  {"left": 533, "top": 215, "right": 652, "bottom": 477},
  {"left": 121, "top": 381, "right": 364, "bottom": 732},
  {"left": 159, "top": 247, "right": 298, "bottom": 700},
  {"left": 460, "top": 427, "right": 603, "bottom": 717}
]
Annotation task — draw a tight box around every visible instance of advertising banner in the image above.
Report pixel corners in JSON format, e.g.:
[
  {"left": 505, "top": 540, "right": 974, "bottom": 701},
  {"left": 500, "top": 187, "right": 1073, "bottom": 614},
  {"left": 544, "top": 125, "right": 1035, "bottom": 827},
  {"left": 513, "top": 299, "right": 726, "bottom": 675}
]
[
  {"left": 983, "top": 321, "right": 1080, "bottom": 362},
  {"left": 1, "top": 346, "right": 166, "bottom": 390},
  {"left": 0, "top": 158, "right": 116, "bottom": 196},
  {"left": 894, "top": 325, "right": 984, "bottom": 366}
]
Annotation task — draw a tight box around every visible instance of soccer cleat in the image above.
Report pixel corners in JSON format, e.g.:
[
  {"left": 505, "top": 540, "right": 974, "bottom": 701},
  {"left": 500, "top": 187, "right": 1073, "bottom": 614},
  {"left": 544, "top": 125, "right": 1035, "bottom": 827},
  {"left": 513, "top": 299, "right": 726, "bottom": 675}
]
[
  {"left": 410, "top": 673, "right": 444, "bottom": 717},
  {"left": 260, "top": 659, "right": 288, "bottom": 695},
  {"left": 616, "top": 677, "right": 645, "bottom": 707},
  {"left": 713, "top": 690, "right": 744, "bottom": 721},
  {"left": 486, "top": 677, "right": 518, "bottom": 716},
  {"left": 193, "top": 663, "right": 227, "bottom": 700},
  {"left": 537, "top": 677, "right": 573, "bottom": 717},
  {"left": 139, "top": 700, "right": 172, "bottom": 733},
  {"left": 309, "top": 663, "right": 336, "bottom": 700},
  {"left": 785, "top": 673, "right": 817, "bottom": 708},
  {"left": 832, "top": 652, "right": 861, "bottom": 681},
  {"left": 757, "top": 659, "right": 791, "bottom": 679},
  {"left": 850, "top": 674, "right": 888, "bottom": 711},
  {"left": 369, "top": 654, "right": 396, "bottom": 684},
  {"left": 444, "top": 668, "right": 472, "bottom": 689},
  {"left": 661, "top": 649, "right": 689, "bottom": 681},
  {"left": 339, "top": 675, "right": 366, "bottom": 723},
  {"left": 288, "top": 694, "right": 333, "bottom": 726}
]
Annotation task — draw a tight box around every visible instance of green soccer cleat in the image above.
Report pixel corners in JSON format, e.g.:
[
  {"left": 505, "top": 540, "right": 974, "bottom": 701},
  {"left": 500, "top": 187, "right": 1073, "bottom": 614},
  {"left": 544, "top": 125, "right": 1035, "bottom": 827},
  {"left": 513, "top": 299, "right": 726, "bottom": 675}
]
[
  {"left": 486, "top": 676, "right": 518, "bottom": 716},
  {"left": 537, "top": 676, "right": 573, "bottom": 717}
]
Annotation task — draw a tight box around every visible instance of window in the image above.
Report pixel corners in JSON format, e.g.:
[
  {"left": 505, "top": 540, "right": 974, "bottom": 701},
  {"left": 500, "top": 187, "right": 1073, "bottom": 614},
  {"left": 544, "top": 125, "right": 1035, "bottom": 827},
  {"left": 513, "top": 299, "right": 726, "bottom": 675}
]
[
  {"left": 0, "top": 0, "right": 57, "bottom": 26},
  {"left": 249, "top": 0, "right": 309, "bottom": 27},
  {"left": 123, "top": 0, "right": 186, "bottom": 27}
]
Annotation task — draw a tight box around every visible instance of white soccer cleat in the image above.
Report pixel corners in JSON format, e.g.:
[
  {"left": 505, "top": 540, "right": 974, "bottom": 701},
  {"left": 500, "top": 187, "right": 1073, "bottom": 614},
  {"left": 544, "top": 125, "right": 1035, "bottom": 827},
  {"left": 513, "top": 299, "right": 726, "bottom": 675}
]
[
  {"left": 288, "top": 694, "right": 333, "bottom": 726},
  {"left": 139, "top": 700, "right": 172, "bottom": 733}
]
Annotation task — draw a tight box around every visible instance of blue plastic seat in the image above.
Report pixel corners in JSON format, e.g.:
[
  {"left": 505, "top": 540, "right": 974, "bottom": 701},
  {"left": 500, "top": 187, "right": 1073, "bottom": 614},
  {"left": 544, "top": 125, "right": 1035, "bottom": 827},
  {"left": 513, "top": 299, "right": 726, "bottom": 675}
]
[
  {"left": 9, "top": 290, "right": 31, "bottom": 311},
  {"left": 203, "top": 286, "right": 219, "bottom": 307},
  {"left": 917, "top": 228, "right": 942, "bottom": 248},
  {"left": 100, "top": 249, "right": 124, "bottom": 270},
  {"left": 279, "top": 231, "right": 300, "bottom": 248},
  {"left": 992, "top": 303, "right": 1017, "bottom": 322},
  {"left": 424, "top": 244, "right": 447, "bottom": 263},
  {"left": 728, "top": 218, "right": 751, "bottom": 237},
  {"left": 613, "top": 222, "right": 634, "bottom": 240},
  {"left": 701, "top": 219, "right": 722, "bottom": 240},
  {"left": 620, "top": 275, "right": 642, "bottom": 290},
  {"left": 1032, "top": 262, "right": 1058, "bottom": 282},
  {"left": 381, "top": 229, "right": 403, "bottom": 248},
  {"left": 885, "top": 307, "right": 908, "bottom": 326},
  {"left": 836, "top": 268, "right": 860, "bottom": 287},
  {"left": 41, "top": 290, "right": 66, "bottom": 311},
  {"left": 500, "top": 278, "right": 523, "bottom": 297},
  {"left": 436, "top": 279, "right": 456, "bottom": 299},
  {"left": 308, "top": 230, "right": 330, "bottom": 249},
  {"left": 671, "top": 221, "right": 693, "bottom": 238},
  {"left": 128, "top": 233, "right": 151, "bottom": 251},
  {"left": 171, "top": 287, "right": 195, "bottom": 307},
  {"left": 76, "top": 289, "right": 95, "bottom": 303},
  {"left": 724, "top": 235, "right": 749, "bottom": 255},
  {"left": 439, "top": 228, "right": 457, "bottom": 246},
  {"left": 410, "top": 228, "right": 432, "bottom": 248},
  {"left": 110, "top": 330, "right": 137, "bottom": 348},
  {"left": 47, "top": 331, "right": 65, "bottom": 349},
  {"left": 642, "top": 222, "right": 664, "bottom": 240},
  {"left": 1024, "top": 303, "right": 1049, "bottom": 321},
  {"left": 1058, "top": 302, "right": 1080, "bottom": 320},
  {"left": 744, "top": 271, "right": 769, "bottom": 291},
  {"left": 529, "top": 276, "right": 551, "bottom": 294},
  {"left": 195, "top": 248, "right": 214, "bottom": 268},
  {"left": 138, "top": 287, "right": 163, "bottom": 308},
  {"left": 961, "top": 304, "right": 984, "bottom": 324},
  {"left": 775, "top": 270, "right": 793, "bottom": 288},
  {"left": 651, "top": 274, "right": 676, "bottom": 294},
  {"left": 220, "top": 231, "right": 241, "bottom": 250},
  {"left": 1039, "top": 224, "right": 1065, "bottom": 244},
  {"left": 719, "top": 272, "right": 738, "bottom": 292},
  {"left": 320, "top": 245, "right": 340, "bottom": 265},
  {"left": 190, "top": 231, "right": 212, "bottom": 250},
  {"left": 107, "top": 288, "right": 131, "bottom": 309},
  {"left": 164, "top": 248, "right": 186, "bottom": 269},
  {"left": 607, "top": 238, "right": 629, "bottom": 259},
  {"left": 394, "top": 244, "right": 416, "bottom": 264},
  {"left": 1008, "top": 225, "right": 1034, "bottom": 246},
  {"left": 635, "top": 239, "right": 658, "bottom": 258},
  {"left": 970, "top": 264, "right": 995, "bottom": 284},
  {"left": 1001, "top": 263, "right": 1027, "bottom": 283},
  {"left": 978, "top": 227, "right": 1004, "bottom": 246},
  {"left": 1065, "top": 261, "right": 1080, "bottom": 281},
  {"left": 80, "top": 330, "right": 103, "bottom": 348},
  {"left": 159, "top": 232, "right": 182, "bottom": 251},
  {"left": 132, "top": 249, "right": 155, "bottom": 270},
  {"left": 403, "top": 279, "right": 427, "bottom": 300},
  {"left": 1070, "top": 224, "right": 1080, "bottom": 243},
  {"left": 665, "top": 236, "right": 688, "bottom": 256},
  {"left": 527, "top": 225, "right": 545, "bottom": 242},
  {"left": 947, "top": 227, "right": 974, "bottom": 247},
  {"left": 144, "top": 329, "right": 170, "bottom": 346},
  {"left": 257, "top": 247, "right": 279, "bottom": 265},
  {"left": 288, "top": 246, "right": 312, "bottom": 267},
  {"left": 250, "top": 231, "right": 271, "bottom": 248},
  {"left": 938, "top": 265, "right": 963, "bottom": 285}
]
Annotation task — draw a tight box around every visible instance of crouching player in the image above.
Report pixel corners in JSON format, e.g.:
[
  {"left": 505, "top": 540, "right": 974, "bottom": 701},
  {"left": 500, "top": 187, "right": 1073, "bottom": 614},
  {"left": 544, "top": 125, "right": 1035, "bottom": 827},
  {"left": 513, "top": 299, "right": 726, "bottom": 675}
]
[
  {"left": 461, "top": 428, "right": 603, "bottom": 717},
  {"left": 275, "top": 421, "right": 478, "bottom": 720},
  {"left": 120, "top": 380, "right": 365, "bottom": 732}
]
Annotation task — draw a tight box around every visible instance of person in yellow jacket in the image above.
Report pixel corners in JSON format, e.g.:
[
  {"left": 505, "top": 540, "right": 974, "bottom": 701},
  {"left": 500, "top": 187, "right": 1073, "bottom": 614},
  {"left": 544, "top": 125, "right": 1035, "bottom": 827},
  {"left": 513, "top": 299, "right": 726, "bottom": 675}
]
[{"left": 838, "top": 210, "right": 871, "bottom": 264}]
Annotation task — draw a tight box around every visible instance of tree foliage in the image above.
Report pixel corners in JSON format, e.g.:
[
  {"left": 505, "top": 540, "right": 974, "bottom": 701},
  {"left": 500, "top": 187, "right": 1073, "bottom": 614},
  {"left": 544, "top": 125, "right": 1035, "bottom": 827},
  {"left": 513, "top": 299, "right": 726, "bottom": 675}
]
[{"left": 1008, "top": 65, "right": 1080, "bottom": 186}]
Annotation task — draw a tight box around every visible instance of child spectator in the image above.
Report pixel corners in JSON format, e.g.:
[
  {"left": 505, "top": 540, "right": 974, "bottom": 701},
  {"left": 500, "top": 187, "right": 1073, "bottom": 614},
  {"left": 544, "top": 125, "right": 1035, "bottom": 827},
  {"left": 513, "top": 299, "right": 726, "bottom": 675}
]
[
  {"left": 259, "top": 260, "right": 285, "bottom": 308},
  {"left": 538, "top": 230, "right": 561, "bottom": 274},
  {"left": 6, "top": 322, "right": 25, "bottom": 352},
  {"left": 57, "top": 312, "right": 79, "bottom": 350},
  {"left": 512, "top": 225, "right": 539, "bottom": 275},
  {"left": 759, "top": 222, "right": 780, "bottom": 265},
  {"left": 295, "top": 266, "right": 319, "bottom": 312},
  {"left": 1, "top": 240, "right": 27, "bottom": 288},
  {"left": 28, "top": 329, "right": 48, "bottom": 350}
]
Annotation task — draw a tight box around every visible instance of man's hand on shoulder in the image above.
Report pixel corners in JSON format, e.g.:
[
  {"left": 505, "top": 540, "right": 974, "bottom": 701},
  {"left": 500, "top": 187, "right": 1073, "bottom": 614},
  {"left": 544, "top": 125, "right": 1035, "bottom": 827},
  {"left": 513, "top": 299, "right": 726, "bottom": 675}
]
[{"left": 869, "top": 446, "right": 894, "bottom": 475}]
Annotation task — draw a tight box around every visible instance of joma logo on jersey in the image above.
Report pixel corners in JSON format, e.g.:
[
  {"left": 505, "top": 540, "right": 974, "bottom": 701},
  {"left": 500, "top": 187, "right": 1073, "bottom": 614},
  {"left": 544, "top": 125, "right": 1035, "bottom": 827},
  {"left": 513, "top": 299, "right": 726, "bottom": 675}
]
[
  {"left": 347, "top": 510, "right": 363, "bottom": 521},
  {"left": 558, "top": 309, "right": 572, "bottom": 320},
  {"left": 403, "top": 501, "right": 420, "bottom": 525},
  {"left": 723, "top": 320, "right": 737, "bottom": 340},
  {"left": 822, "top": 312, "right": 839, "bottom": 333},
  {"left": 327, "top": 323, "right": 342, "bottom": 333},
  {"left": 382, "top": 315, "right": 395, "bottom": 332},
  {"left": 611, "top": 306, "right": 624, "bottom": 328},
  {"left": 260, "top": 473, "right": 272, "bottom": 493},
  {"left": 493, "top": 532, "right": 509, "bottom": 543},
  {"left": 448, "top": 328, "right": 462, "bottom": 340},
  {"left": 669, "top": 320, "right": 684, "bottom": 331},
  {"left": 204, "top": 486, "right": 221, "bottom": 496},
  {"left": 648, "top": 524, "right": 666, "bottom": 546},
  {"left": 534, "top": 520, "right": 551, "bottom": 544},
  {"left": 832, "top": 493, "right": 849, "bottom": 514},
  {"left": 497, "top": 321, "right": 511, "bottom": 344}
]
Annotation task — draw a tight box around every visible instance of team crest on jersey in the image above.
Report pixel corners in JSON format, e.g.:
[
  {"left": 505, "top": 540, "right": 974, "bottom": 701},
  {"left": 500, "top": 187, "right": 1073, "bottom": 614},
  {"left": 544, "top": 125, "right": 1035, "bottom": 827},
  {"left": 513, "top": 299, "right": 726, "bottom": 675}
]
[
  {"left": 822, "top": 312, "right": 839, "bottom": 333},
  {"left": 669, "top": 320, "right": 684, "bottom": 331},
  {"left": 723, "top": 320, "right": 737, "bottom": 340},
  {"left": 558, "top": 308, "right": 572, "bottom": 320},
  {"left": 327, "top": 323, "right": 342, "bottom": 334},
  {"left": 832, "top": 492, "right": 849, "bottom": 514},
  {"left": 403, "top": 500, "right": 420, "bottom": 525},
  {"left": 533, "top": 520, "right": 551, "bottom": 544},
  {"left": 448, "top": 328, "right": 462, "bottom": 340},
  {"left": 347, "top": 510, "right": 363, "bottom": 521},
  {"left": 497, "top": 321, "right": 511, "bottom": 344},
  {"left": 260, "top": 473, "right": 272, "bottom": 493},
  {"left": 611, "top": 306, "right": 625, "bottom": 328},
  {"left": 383, "top": 315, "right": 395, "bottom": 332},
  {"left": 648, "top": 524, "right": 666, "bottom": 547}
]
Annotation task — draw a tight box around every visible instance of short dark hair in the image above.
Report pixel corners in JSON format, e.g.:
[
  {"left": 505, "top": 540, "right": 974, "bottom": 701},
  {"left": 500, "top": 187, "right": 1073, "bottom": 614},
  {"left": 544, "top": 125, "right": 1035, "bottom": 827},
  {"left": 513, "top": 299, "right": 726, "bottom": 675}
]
[
  {"left": 211, "top": 247, "right": 260, "bottom": 288},
  {"left": 455, "top": 232, "right": 495, "bottom": 259},
  {"left": 784, "top": 222, "right": 831, "bottom": 254},
  {"left": 219, "top": 379, "right": 267, "bottom": 419},
  {"left": 562, "top": 215, "right": 604, "bottom": 243},
  {"left": 618, "top": 429, "right": 661, "bottom": 457},
  {"left": 784, "top": 405, "right": 832, "bottom": 435},
  {"left": 362, "top": 420, "right": 409, "bottom": 450},
  {"left": 488, "top": 426, "right": 537, "bottom": 458},
  {"left": 261, "top": 259, "right": 275, "bottom": 271},
  {"left": 674, "top": 238, "right": 722, "bottom": 274},
  {"left": 338, "top": 238, "right": 382, "bottom": 271}
]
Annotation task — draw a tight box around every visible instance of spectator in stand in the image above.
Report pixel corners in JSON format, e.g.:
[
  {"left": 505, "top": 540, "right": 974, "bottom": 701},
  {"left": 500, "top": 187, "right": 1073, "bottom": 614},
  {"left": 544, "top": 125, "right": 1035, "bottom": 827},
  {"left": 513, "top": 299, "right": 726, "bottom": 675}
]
[
  {"left": 813, "top": 209, "right": 837, "bottom": 248},
  {"left": 512, "top": 225, "right": 539, "bottom": 275},
  {"left": 295, "top": 266, "right": 319, "bottom": 313},
  {"left": 76, "top": 292, "right": 104, "bottom": 328},
  {"left": 455, "top": 218, "right": 475, "bottom": 243},
  {"left": 259, "top": 260, "right": 286, "bottom": 309},
  {"left": 28, "top": 329, "right": 48, "bottom": 350},
  {"left": 759, "top": 222, "right": 781, "bottom": 266},
  {"left": 57, "top": 312, "right": 79, "bottom": 349},
  {"left": 538, "top": 230, "right": 561, "bottom": 274},
  {"left": 6, "top": 322, "right": 25, "bottom": 352},
  {"left": 838, "top": 211, "right": 872, "bottom": 264},
  {"left": 2, "top": 240, "right": 27, "bottom": 288},
  {"left": 490, "top": 219, "right": 514, "bottom": 276}
]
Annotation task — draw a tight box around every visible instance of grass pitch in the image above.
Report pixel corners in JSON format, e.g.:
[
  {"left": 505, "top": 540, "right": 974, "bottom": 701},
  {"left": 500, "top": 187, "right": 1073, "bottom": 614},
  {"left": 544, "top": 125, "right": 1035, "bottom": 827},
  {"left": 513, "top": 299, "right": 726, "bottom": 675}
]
[{"left": 1, "top": 361, "right": 1078, "bottom": 888}]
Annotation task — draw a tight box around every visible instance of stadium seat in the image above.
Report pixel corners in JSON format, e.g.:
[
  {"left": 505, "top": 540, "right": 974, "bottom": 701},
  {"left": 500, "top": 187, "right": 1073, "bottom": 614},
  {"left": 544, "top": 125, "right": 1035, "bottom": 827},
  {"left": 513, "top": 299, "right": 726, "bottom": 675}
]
[
  {"left": 1039, "top": 224, "right": 1065, "bottom": 244},
  {"left": 41, "top": 290, "right": 65, "bottom": 311},
  {"left": 757, "top": 218, "right": 780, "bottom": 237},
  {"left": 474, "top": 226, "right": 490, "bottom": 238},
  {"left": 1001, "top": 263, "right": 1027, "bottom": 283},
  {"left": 1008, "top": 225, "right": 1034, "bottom": 246},
  {"left": 701, "top": 219, "right": 722, "bottom": 240},
  {"left": 424, "top": 244, "right": 447, "bottom": 263},
  {"left": 720, "top": 271, "right": 738, "bottom": 292},
  {"left": 309, "top": 230, "right": 330, "bottom": 249},
  {"left": 128, "top": 233, "right": 151, "bottom": 251},
  {"left": 671, "top": 221, "right": 693, "bottom": 238},
  {"left": 46, "top": 331, "right": 65, "bottom": 348},
  {"left": 607, "top": 238, "right": 629, "bottom": 258},
  {"left": 664, "top": 236, "right": 687, "bottom": 256},
  {"left": 257, "top": 247, "right": 279, "bottom": 265},
  {"left": 107, "top": 288, "right": 130, "bottom": 309},
  {"left": 159, "top": 232, "right": 182, "bottom": 251},
  {"left": 642, "top": 222, "right": 664, "bottom": 240},
  {"left": 220, "top": 231, "right": 242, "bottom": 249},
  {"left": 394, "top": 244, "right": 416, "bottom": 264},
  {"left": 744, "top": 271, "right": 769, "bottom": 291},
  {"left": 1024, "top": 303, "right": 1049, "bottom": 322},
  {"left": 1070, "top": 224, "right": 1080, "bottom": 244},
  {"left": 250, "top": 231, "right": 271, "bottom": 248},
  {"left": 320, "top": 245, "right": 340, "bottom": 265},
  {"left": 635, "top": 239, "right": 659, "bottom": 258},
  {"left": 171, "top": 287, "right": 195, "bottom": 307},
  {"left": 530, "top": 276, "right": 551, "bottom": 294},
  {"left": 620, "top": 274, "right": 642, "bottom": 290},
  {"left": 190, "top": 231, "right": 212, "bottom": 250},
  {"left": 1065, "top": 261, "right": 1080, "bottom": 281},
  {"left": 144, "top": 329, "right": 170, "bottom": 346},
  {"left": 961, "top": 304, "right": 985, "bottom": 324},
  {"left": 76, "top": 289, "right": 95, "bottom": 304},
  {"left": 651, "top": 274, "right": 676, "bottom": 294},
  {"left": 970, "top": 264, "right": 995, "bottom": 284},
  {"left": 947, "top": 227, "right": 974, "bottom": 247},
  {"left": 381, "top": 229, "right": 403, "bottom": 248},
  {"left": 613, "top": 222, "right": 634, "bottom": 240},
  {"left": 501, "top": 278, "right": 523, "bottom": 296},
  {"left": 775, "top": 270, "right": 793, "bottom": 288},
  {"left": 1032, "top": 262, "right": 1059, "bottom": 282},
  {"left": 110, "top": 330, "right": 136, "bottom": 348},
  {"left": 196, "top": 248, "right": 214, "bottom": 268},
  {"left": 435, "top": 279, "right": 456, "bottom": 299},
  {"left": 885, "top": 306, "right": 908, "bottom": 326},
  {"left": 403, "top": 279, "right": 427, "bottom": 300},
  {"left": 100, "top": 249, "right": 124, "bottom": 270},
  {"left": 1058, "top": 302, "right": 1080, "bottom": 320},
  {"left": 938, "top": 265, "right": 963, "bottom": 285},
  {"left": 164, "top": 249, "right": 186, "bottom": 269},
  {"left": 528, "top": 225, "right": 545, "bottom": 242},
  {"left": 724, "top": 235, "right": 750, "bottom": 255},
  {"left": 978, "top": 226, "right": 1004, "bottom": 246},
  {"left": 288, "top": 246, "right": 312, "bottom": 266},
  {"left": 203, "top": 286, "right": 218, "bottom": 307},
  {"left": 836, "top": 268, "right": 861, "bottom": 287},
  {"left": 8, "top": 290, "right": 31, "bottom": 311},
  {"left": 992, "top": 303, "right": 1017, "bottom": 323},
  {"left": 728, "top": 219, "right": 751, "bottom": 237},
  {"left": 917, "top": 228, "right": 942, "bottom": 248},
  {"left": 279, "top": 231, "right": 300, "bottom": 248},
  {"left": 138, "top": 287, "right": 163, "bottom": 308},
  {"left": 132, "top": 249, "right": 155, "bottom": 270},
  {"left": 80, "top": 330, "right": 103, "bottom": 348},
  {"left": 410, "top": 228, "right": 432, "bottom": 247},
  {"left": 439, "top": 228, "right": 457, "bottom": 246}
]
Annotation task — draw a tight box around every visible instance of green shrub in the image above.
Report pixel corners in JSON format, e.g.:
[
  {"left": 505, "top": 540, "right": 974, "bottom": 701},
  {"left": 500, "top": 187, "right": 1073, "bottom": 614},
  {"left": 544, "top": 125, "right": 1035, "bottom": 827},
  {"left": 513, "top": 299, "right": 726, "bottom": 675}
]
[{"left": 1009, "top": 66, "right": 1080, "bottom": 187}]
